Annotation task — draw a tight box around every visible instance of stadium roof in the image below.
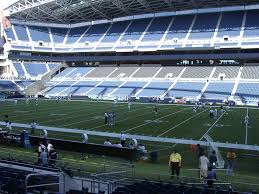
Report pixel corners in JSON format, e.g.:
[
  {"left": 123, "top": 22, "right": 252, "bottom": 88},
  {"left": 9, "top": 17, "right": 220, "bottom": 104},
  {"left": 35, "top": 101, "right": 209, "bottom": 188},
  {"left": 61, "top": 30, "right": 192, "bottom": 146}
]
[{"left": 5, "top": 0, "right": 259, "bottom": 24}]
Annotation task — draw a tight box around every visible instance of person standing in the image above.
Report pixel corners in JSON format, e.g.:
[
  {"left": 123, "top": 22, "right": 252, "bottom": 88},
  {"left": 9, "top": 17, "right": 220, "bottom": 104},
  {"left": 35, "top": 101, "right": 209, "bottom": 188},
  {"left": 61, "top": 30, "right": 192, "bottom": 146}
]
[
  {"left": 38, "top": 142, "right": 46, "bottom": 164},
  {"left": 31, "top": 120, "right": 37, "bottom": 135},
  {"left": 169, "top": 150, "right": 182, "bottom": 179},
  {"left": 40, "top": 148, "right": 48, "bottom": 167},
  {"left": 48, "top": 145, "right": 57, "bottom": 166},
  {"left": 104, "top": 112, "right": 108, "bottom": 125},
  {"left": 226, "top": 150, "right": 237, "bottom": 176},
  {"left": 120, "top": 132, "right": 126, "bottom": 147},
  {"left": 199, "top": 153, "right": 210, "bottom": 182},
  {"left": 209, "top": 150, "right": 217, "bottom": 170}
]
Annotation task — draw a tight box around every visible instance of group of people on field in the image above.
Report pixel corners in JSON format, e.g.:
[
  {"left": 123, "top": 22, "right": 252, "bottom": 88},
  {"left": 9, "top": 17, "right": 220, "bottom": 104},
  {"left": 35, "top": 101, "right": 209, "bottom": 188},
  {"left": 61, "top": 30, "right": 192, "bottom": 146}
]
[{"left": 169, "top": 144, "right": 237, "bottom": 187}]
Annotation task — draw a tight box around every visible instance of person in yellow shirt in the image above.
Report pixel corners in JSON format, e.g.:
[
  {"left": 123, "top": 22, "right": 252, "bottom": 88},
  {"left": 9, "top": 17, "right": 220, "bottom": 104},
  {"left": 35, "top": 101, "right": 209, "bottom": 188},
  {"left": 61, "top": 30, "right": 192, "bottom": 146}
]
[{"left": 169, "top": 150, "right": 182, "bottom": 179}]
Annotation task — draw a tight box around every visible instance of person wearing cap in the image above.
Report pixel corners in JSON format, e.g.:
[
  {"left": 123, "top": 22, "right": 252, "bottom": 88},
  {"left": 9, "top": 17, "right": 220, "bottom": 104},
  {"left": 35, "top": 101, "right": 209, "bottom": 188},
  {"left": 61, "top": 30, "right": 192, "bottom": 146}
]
[{"left": 169, "top": 150, "right": 182, "bottom": 179}]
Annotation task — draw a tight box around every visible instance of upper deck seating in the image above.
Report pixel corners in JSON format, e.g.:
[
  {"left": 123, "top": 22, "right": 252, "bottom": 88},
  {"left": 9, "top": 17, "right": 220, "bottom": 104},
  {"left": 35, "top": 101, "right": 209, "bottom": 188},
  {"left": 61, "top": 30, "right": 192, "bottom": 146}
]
[
  {"left": 161, "top": 14, "right": 194, "bottom": 48},
  {"left": 13, "top": 62, "right": 26, "bottom": 78},
  {"left": 215, "top": 11, "right": 243, "bottom": 46},
  {"left": 188, "top": 13, "right": 219, "bottom": 41},
  {"left": 13, "top": 25, "right": 30, "bottom": 41},
  {"left": 243, "top": 10, "right": 259, "bottom": 38},
  {"left": 28, "top": 26, "right": 50, "bottom": 42},
  {"left": 65, "top": 26, "right": 89, "bottom": 44},
  {"left": 51, "top": 27, "right": 68, "bottom": 44}
]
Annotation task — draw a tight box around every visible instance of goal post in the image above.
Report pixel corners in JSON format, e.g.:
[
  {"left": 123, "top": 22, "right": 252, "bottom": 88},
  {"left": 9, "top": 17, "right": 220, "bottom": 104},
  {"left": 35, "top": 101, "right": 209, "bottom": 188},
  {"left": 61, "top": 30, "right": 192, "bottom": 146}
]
[{"left": 203, "top": 134, "right": 225, "bottom": 169}]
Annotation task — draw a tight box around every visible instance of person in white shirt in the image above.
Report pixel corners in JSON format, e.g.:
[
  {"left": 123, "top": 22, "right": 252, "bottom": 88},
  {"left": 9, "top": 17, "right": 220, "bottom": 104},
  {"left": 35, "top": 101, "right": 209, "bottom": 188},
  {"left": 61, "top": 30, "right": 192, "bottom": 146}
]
[
  {"left": 31, "top": 120, "right": 37, "bottom": 135},
  {"left": 128, "top": 101, "right": 131, "bottom": 111},
  {"left": 47, "top": 141, "right": 53, "bottom": 152},
  {"left": 214, "top": 109, "right": 218, "bottom": 118},
  {"left": 7, "top": 122, "right": 12, "bottom": 133},
  {"left": 120, "top": 132, "right": 126, "bottom": 147},
  {"left": 104, "top": 139, "right": 112, "bottom": 146},
  {"left": 209, "top": 109, "right": 214, "bottom": 118},
  {"left": 192, "top": 107, "right": 196, "bottom": 113},
  {"left": 199, "top": 153, "right": 210, "bottom": 180},
  {"left": 38, "top": 142, "right": 46, "bottom": 164},
  {"left": 82, "top": 132, "right": 88, "bottom": 143},
  {"left": 113, "top": 142, "right": 122, "bottom": 148}
]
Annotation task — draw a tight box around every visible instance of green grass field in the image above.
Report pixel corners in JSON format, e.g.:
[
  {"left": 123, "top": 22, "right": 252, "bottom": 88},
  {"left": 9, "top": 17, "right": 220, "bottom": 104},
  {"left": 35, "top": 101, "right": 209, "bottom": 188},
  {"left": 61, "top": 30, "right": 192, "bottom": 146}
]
[
  {"left": 0, "top": 99, "right": 258, "bottom": 145},
  {"left": 0, "top": 99, "right": 259, "bottom": 192}
]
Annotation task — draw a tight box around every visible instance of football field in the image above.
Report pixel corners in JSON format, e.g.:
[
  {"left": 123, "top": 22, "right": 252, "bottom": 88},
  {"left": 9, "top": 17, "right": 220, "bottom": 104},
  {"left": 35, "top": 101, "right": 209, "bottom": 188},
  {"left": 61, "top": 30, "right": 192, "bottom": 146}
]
[{"left": 0, "top": 99, "right": 258, "bottom": 146}]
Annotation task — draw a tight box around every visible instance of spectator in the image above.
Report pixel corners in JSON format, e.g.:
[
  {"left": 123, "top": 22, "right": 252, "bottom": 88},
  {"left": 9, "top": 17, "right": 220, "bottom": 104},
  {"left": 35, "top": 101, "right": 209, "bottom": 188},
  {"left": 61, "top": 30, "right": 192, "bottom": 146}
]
[
  {"left": 104, "top": 139, "right": 112, "bottom": 146},
  {"left": 31, "top": 120, "right": 37, "bottom": 135},
  {"left": 48, "top": 145, "right": 57, "bottom": 166},
  {"left": 138, "top": 144, "right": 147, "bottom": 160},
  {"left": 104, "top": 112, "right": 108, "bottom": 125},
  {"left": 207, "top": 166, "right": 217, "bottom": 188},
  {"left": 40, "top": 148, "right": 48, "bottom": 167},
  {"left": 113, "top": 142, "right": 122, "bottom": 148},
  {"left": 226, "top": 149, "right": 237, "bottom": 176},
  {"left": 7, "top": 121, "right": 12, "bottom": 133},
  {"left": 82, "top": 132, "right": 88, "bottom": 143},
  {"left": 120, "top": 132, "right": 126, "bottom": 147},
  {"left": 38, "top": 141, "right": 46, "bottom": 164},
  {"left": 197, "top": 144, "right": 205, "bottom": 157},
  {"left": 209, "top": 150, "right": 217, "bottom": 170},
  {"left": 47, "top": 140, "right": 53, "bottom": 152},
  {"left": 169, "top": 150, "right": 182, "bottom": 179},
  {"left": 199, "top": 153, "right": 210, "bottom": 182}
]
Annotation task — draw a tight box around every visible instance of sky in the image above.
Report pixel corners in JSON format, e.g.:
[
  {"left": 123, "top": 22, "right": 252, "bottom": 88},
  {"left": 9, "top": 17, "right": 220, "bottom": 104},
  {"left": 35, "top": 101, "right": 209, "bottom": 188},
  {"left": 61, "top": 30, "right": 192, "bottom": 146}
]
[{"left": 0, "top": 0, "right": 19, "bottom": 10}]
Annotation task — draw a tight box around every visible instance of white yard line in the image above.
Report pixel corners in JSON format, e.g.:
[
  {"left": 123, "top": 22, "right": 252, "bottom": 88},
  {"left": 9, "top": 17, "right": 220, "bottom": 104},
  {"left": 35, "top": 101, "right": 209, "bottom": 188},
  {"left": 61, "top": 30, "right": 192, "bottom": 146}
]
[
  {"left": 245, "top": 108, "right": 249, "bottom": 145},
  {"left": 123, "top": 108, "right": 189, "bottom": 133},
  {"left": 199, "top": 111, "right": 226, "bottom": 141},
  {"left": 92, "top": 105, "right": 175, "bottom": 130},
  {"left": 15, "top": 103, "right": 113, "bottom": 123},
  {"left": 55, "top": 104, "right": 152, "bottom": 127},
  {"left": 157, "top": 108, "right": 208, "bottom": 137}
]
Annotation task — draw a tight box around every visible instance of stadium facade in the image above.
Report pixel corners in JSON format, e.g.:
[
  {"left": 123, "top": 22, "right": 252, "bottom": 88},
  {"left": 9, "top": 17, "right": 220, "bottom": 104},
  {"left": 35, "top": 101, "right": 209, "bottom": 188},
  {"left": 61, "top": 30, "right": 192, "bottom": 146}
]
[{"left": 1, "top": 0, "right": 259, "bottom": 105}]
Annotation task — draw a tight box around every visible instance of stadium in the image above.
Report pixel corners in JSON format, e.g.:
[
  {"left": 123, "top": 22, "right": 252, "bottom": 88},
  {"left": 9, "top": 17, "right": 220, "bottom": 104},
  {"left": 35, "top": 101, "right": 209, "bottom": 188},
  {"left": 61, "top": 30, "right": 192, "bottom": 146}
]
[{"left": 0, "top": 0, "right": 259, "bottom": 193}]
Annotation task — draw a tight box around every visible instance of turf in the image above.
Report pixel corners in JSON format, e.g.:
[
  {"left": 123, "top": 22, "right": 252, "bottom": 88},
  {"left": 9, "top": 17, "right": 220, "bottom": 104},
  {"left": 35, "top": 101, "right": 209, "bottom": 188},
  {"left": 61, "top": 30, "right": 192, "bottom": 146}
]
[
  {"left": 0, "top": 99, "right": 259, "bottom": 192},
  {"left": 0, "top": 99, "right": 258, "bottom": 145}
]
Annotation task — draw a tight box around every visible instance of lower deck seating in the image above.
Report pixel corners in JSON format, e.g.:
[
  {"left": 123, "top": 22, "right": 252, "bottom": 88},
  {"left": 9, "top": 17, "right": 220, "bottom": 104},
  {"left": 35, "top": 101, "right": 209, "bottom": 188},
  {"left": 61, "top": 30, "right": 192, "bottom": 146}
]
[
  {"left": 167, "top": 82, "right": 205, "bottom": 99},
  {"left": 235, "top": 82, "right": 259, "bottom": 102},
  {"left": 202, "top": 82, "right": 234, "bottom": 100},
  {"left": 112, "top": 181, "right": 255, "bottom": 194}
]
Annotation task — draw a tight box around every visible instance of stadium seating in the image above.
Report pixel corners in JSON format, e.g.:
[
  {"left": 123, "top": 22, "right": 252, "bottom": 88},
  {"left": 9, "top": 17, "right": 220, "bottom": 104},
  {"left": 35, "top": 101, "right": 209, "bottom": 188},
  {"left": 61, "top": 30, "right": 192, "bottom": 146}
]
[
  {"left": 241, "top": 66, "right": 259, "bottom": 79},
  {"left": 5, "top": 10, "right": 259, "bottom": 51},
  {"left": 181, "top": 66, "right": 213, "bottom": 79},
  {"left": 0, "top": 81, "right": 17, "bottom": 90},
  {"left": 43, "top": 65, "right": 259, "bottom": 102},
  {"left": 13, "top": 61, "right": 60, "bottom": 78},
  {"left": 212, "top": 66, "right": 240, "bottom": 79},
  {"left": 167, "top": 82, "right": 205, "bottom": 99},
  {"left": 202, "top": 82, "right": 234, "bottom": 100},
  {"left": 111, "top": 181, "right": 255, "bottom": 194},
  {"left": 235, "top": 82, "right": 259, "bottom": 102}
]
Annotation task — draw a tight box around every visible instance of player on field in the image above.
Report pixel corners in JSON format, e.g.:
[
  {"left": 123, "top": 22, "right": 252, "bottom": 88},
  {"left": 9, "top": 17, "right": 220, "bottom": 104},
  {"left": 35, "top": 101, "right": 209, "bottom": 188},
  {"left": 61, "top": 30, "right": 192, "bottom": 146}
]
[
  {"left": 192, "top": 106, "right": 197, "bottom": 113},
  {"left": 154, "top": 106, "right": 158, "bottom": 116},
  {"left": 214, "top": 108, "right": 218, "bottom": 118},
  {"left": 209, "top": 109, "right": 214, "bottom": 118},
  {"left": 128, "top": 101, "right": 132, "bottom": 111}
]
